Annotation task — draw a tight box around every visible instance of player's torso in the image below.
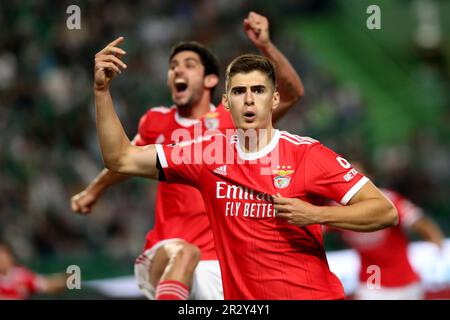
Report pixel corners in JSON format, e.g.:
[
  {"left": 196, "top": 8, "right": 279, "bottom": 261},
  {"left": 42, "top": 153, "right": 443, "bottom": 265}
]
[
  {"left": 143, "top": 104, "right": 233, "bottom": 257},
  {"left": 197, "top": 131, "right": 343, "bottom": 298}
]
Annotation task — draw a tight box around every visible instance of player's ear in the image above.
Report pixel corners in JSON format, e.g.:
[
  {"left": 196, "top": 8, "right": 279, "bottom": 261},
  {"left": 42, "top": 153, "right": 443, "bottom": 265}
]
[
  {"left": 272, "top": 90, "right": 280, "bottom": 111},
  {"left": 204, "top": 74, "right": 219, "bottom": 90},
  {"left": 222, "top": 94, "right": 230, "bottom": 110}
]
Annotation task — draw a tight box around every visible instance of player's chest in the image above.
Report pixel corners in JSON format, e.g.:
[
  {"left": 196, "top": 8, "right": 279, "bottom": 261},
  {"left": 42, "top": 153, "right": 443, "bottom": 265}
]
[{"left": 206, "top": 160, "right": 306, "bottom": 201}]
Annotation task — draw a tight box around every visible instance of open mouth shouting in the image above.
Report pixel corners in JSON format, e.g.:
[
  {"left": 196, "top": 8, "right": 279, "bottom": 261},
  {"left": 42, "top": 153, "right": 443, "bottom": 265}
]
[
  {"left": 174, "top": 78, "right": 188, "bottom": 93},
  {"left": 243, "top": 110, "right": 256, "bottom": 122}
]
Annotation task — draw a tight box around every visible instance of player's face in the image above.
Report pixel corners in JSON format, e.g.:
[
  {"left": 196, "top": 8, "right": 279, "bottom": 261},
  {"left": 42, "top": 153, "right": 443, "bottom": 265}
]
[
  {"left": 0, "top": 247, "right": 14, "bottom": 274},
  {"left": 167, "top": 51, "right": 206, "bottom": 109},
  {"left": 223, "top": 70, "right": 279, "bottom": 130}
]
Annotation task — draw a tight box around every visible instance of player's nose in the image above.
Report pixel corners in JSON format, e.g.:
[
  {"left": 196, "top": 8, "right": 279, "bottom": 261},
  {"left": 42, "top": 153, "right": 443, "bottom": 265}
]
[{"left": 244, "top": 89, "right": 254, "bottom": 105}]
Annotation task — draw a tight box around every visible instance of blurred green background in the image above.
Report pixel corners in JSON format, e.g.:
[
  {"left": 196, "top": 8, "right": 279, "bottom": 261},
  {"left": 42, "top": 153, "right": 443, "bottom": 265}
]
[{"left": 0, "top": 0, "right": 448, "bottom": 298}]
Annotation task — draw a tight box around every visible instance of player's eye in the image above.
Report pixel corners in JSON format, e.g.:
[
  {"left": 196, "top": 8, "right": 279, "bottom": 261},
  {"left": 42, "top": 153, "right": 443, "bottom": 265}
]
[
  {"left": 185, "top": 61, "right": 198, "bottom": 69},
  {"left": 252, "top": 86, "right": 265, "bottom": 94},
  {"left": 232, "top": 87, "right": 246, "bottom": 95}
]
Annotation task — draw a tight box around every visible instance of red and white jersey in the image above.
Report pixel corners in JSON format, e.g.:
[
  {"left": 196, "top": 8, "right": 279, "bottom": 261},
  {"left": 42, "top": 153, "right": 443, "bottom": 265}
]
[
  {"left": 156, "top": 129, "right": 369, "bottom": 299},
  {"left": 0, "top": 266, "right": 45, "bottom": 300},
  {"left": 134, "top": 103, "right": 234, "bottom": 260},
  {"left": 339, "top": 189, "right": 423, "bottom": 287}
]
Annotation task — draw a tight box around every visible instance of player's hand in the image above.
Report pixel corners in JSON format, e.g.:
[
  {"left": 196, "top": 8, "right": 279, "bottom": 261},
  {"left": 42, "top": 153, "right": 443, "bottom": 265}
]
[
  {"left": 243, "top": 12, "right": 271, "bottom": 50},
  {"left": 273, "top": 193, "right": 320, "bottom": 227},
  {"left": 71, "top": 189, "right": 99, "bottom": 215},
  {"left": 94, "top": 37, "right": 127, "bottom": 91}
]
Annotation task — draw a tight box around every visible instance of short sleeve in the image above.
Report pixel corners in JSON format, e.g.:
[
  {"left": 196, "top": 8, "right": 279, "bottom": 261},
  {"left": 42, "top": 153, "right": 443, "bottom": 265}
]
[
  {"left": 133, "top": 110, "right": 155, "bottom": 146},
  {"left": 304, "top": 143, "right": 369, "bottom": 205},
  {"left": 397, "top": 196, "right": 424, "bottom": 229},
  {"left": 155, "top": 137, "right": 211, "bottom": 188}
]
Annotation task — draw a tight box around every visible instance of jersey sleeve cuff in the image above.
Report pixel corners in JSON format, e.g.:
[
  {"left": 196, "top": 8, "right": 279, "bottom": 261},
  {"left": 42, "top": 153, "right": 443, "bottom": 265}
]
[
  {"left": 155, "top": 144, "right": 168, "bottom": 168},
  {"left": 340, "top": 176, "right": 369, "bottom": 205}
]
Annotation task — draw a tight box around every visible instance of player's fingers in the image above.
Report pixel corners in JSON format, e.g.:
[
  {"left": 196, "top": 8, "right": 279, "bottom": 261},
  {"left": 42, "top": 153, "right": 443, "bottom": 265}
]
[
  {"left": 97, "top": 61, "right": 121, "bottom": 74},
  {"left": 107, "top": 36, "right": 124, "bottom": 48},
  {"left": 276, "top": 212, "right": 291, "bottom": 219},
  {"left": 102, "top": 46, "right": 127, "bottom": 56},
  {"left": 71, "top": 198, "right": 80, "bottom": 212},
  {"left": 273, "top": 204, "right": 290, "bottom": 212},
  {"left": 102, "top": 54, "right": 127, "bottom": 69},
  {"left": 81, "top": 206, "right": 91, "bottom": 214},
  {"left": 272, "top": 196, "right": 290, "bottom": 204}
]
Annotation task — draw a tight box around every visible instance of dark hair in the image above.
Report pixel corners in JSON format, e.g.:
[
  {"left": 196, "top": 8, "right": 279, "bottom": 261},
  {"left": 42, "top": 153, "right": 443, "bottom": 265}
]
[
  {"left": 169, "top": 41, "right": 220, "bottom": 78},
  {"left": 225, "top": 54, "right": 277, "bottom": 91}
]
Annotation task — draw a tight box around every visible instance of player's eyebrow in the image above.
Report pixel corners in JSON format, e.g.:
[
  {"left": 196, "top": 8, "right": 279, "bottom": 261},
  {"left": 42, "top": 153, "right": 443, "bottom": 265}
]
[
  {"left": 231, "top": 85, "right": 266, "bottom": 91},
  {"left": 170, "top": 56, "right": 200, "bottom": 65},
  {"left": 251, "top": 85, "right": 266, "bottom": 91},
  {"left": 183, "top": 57, "right": 200, "bottom": 64}
]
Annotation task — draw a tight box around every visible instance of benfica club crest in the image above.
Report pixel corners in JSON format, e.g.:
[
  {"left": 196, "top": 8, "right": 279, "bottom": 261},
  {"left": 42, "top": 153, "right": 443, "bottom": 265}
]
[
  {"left": 273, "top": 166, "right": 294, "bottom": 189},
  {"left": 204, "top": 112, "right": 220, "bottom": 129}
]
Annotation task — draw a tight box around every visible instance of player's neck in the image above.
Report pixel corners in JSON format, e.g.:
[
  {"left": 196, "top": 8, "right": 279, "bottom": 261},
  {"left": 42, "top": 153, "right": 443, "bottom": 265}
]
[
  {"left": 238, "top": 126, "right": 275, "bottom": 154},
  {"left": 176, "top": 92, "right": 212, "bottom": 119}
]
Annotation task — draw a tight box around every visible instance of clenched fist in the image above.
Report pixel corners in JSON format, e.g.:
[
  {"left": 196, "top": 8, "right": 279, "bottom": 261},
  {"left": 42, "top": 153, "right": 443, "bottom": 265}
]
[
  {"left": 243, "top": 12, "right": 271, "bottom": 50},
  {"left": 71, "top": 189, "right": 99, "bottom": 215}
]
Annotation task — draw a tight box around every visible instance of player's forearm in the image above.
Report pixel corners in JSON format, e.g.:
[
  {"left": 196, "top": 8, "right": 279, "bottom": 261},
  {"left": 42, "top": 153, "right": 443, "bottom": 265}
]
[
  {"left": 42, "top": 274, "right": 68, "bottom": 294},
  {"left": 94, "top": 89, "right": 133, "bottom": 172},
  {"left": 86, "top": 168, "right": 130, "bottom": 196},
  {"left": 412, "top": 217, "right": 444, "bottom": 247},
  {"left": 259, "top": 42, "right": 304, "bottom": 106},
  {"left": 318, "top": 198, "right": 398, "bottom": 232}
]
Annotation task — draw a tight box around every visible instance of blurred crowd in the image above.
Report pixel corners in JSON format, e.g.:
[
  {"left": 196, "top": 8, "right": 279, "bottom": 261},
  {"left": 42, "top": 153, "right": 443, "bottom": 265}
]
[{"left": 0, "top": 0, "right": 449, "bottom": 271}]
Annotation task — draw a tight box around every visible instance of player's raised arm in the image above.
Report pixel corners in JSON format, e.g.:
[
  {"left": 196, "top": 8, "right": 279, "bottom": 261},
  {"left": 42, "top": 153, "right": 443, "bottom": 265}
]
[
  {"left": 244, "top": 11, "right": 304, "bottom": 122},
  {"left": 94, "top": 37, "right": 159, "bottom": 180}
]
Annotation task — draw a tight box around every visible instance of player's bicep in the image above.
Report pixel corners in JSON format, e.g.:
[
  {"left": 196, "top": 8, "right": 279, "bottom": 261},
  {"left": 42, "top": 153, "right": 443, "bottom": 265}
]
[
  {"left": 120, "top": 144, "right": 159, "bottom": 179},
  {"left": 348, "top": 180, "right": 388, "bottom": 205}
]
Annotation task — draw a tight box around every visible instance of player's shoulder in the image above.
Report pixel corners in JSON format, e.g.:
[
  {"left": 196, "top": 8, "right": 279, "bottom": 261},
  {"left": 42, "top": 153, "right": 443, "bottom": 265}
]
[
  {"left": 278, "top": 130, "right": 319, "bottom": 148},
  {"left": 214, "top": 103, "right": 233, "bottom": 121},
  {"left": 176, "top": 131, "right": 226, "bottom": 148},
  {"left": 146, "top": 105, "right": 176, "bottom": 117},
  {"left": 139, "top": 105, "right": 176, "bottom": 128}
]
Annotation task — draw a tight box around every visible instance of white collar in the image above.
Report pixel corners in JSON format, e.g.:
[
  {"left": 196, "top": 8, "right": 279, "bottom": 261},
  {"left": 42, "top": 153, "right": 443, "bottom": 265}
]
[
  {"left": 174, "top": 104, "right": 216, "bottom": 127},
  {"left": 235, "top": 129, "right": 281, "bottom": 161}
]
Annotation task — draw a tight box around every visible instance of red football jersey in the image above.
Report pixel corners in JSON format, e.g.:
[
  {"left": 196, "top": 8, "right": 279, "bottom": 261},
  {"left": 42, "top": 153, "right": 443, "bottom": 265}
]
[
  {"left": 156, "top": 129, "right": 369, "bottom": 299},
  {"left": 339, "top": 189, "right": 422, "bottom": 287},
  {"left": 0, "top": 266, "right": 45, "bottom": 300},
  {"left": 133, "top": 103, "right": 234, "bottom": 260}
]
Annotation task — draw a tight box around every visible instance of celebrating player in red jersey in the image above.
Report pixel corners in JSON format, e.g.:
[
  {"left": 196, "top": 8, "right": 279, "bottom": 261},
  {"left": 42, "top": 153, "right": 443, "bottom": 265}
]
[
  {"left": 329, "top": 162, "right": 444, "bottom": 299},
  {"left": 0, "top": 242, "right": 67, "bottom": 300},
  {"left": 92, "top": 48, "right": 398, "bottom": 299},
  {"left": 72, "top": 12, "right": 304, "bottom": 299}
]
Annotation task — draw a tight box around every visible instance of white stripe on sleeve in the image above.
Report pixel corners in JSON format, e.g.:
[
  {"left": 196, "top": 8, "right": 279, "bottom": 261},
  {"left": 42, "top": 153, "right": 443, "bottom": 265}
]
[{"left": 340, "top": 176, "right": 369, "bottom": 205}]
